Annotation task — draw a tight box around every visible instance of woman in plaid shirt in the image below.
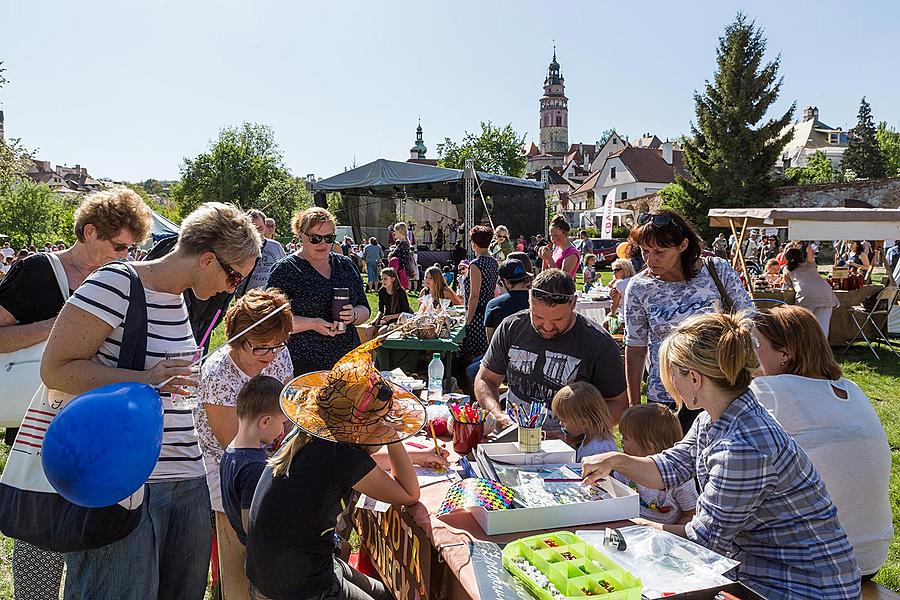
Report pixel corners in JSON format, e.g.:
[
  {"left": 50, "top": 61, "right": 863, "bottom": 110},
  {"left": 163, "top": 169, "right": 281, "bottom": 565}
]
[{"left": 583, "top": 312, "right": 860, "bottom": 599}]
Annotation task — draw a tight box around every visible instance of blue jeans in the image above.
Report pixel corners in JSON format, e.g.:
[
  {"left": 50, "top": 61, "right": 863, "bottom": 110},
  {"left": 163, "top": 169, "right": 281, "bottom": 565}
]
[
  {"left": 466, "top": 354, "right": 484, "bottom": 383},
  {"left": 64, "top": 476, "right": 212, "bottom": 600}
]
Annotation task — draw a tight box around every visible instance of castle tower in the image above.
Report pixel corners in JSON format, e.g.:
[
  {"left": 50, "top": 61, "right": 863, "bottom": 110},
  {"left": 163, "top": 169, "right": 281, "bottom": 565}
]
[
  {"left": 409, "top": 119, "right": 427, "bottom": 160},
  {"left": 538, "top": 47, "right": 568, "bottom": 155}
]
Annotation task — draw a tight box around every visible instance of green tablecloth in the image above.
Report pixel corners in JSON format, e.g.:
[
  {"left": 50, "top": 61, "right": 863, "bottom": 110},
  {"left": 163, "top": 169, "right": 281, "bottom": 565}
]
[{"left": 375, "top": 324, "right": 467, "bottom": 383}]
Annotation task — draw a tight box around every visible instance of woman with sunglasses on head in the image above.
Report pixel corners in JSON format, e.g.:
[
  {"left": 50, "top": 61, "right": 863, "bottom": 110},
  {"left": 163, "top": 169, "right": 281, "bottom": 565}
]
[
  {"left": 623, "top": 209, "right": 752, "bottom": 432},
  {"left": 267, "top": 207, "right": 370, "bottom": 378},
  {"left": 0, "top": 189, "right": 152, "bottom": 600},
  {"left": 193, "top": 288, "right": 294, "bottom": 598},
  {"left": 40, "top": 202, "right": 261, "bottom": 600},
  {"left": 538, "top": 214, "right": 581, "bottom": 278}
]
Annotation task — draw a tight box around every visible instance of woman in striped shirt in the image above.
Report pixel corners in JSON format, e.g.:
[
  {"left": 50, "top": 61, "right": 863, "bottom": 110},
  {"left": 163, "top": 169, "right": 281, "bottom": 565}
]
[
  {"left": 583, "top": 311, "right": 860, "bottom": 600},
  {"left": 42, "top": 202, "right": 262, "bottom": 600}
]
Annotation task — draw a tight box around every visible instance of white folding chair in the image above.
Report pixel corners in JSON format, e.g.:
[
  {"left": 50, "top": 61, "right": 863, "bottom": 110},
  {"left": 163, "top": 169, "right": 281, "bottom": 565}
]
[{"left": 842, "top": 287, "right": 900, "bottom": 360}]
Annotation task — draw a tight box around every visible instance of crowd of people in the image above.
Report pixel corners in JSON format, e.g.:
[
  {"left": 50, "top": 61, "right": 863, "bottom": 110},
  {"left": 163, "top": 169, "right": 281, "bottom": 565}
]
[{"left": 0, "top": 191, "right": 893, "bottom": 600}]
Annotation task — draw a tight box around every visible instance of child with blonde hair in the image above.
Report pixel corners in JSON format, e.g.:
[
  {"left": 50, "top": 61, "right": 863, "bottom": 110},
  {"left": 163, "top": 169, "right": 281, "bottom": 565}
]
[
  {"left": 616, "top": 404, "right": 698, "bottom": 525},
  {"left": 551, "top": 381, "right": 616, "bottom": 462},
  {"left": 582, "top": 253, "right": 598, "bottom": 293}
]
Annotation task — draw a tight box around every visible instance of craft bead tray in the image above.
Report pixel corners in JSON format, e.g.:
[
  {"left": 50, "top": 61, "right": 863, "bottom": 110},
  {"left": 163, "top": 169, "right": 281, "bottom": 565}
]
[{"left": 502, "top": 532, "right": 642, "bottom": 600}]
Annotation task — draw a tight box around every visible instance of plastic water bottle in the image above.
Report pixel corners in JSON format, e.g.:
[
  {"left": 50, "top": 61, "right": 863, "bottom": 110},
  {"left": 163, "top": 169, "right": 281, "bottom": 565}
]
[{"left": 427, "top": 353, "right": 444, "bottom": 402}]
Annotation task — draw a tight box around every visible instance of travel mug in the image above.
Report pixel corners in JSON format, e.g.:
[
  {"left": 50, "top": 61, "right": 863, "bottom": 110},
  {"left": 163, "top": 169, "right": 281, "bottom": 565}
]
[{"left": 332, "top": 287, "right": 350, "bottom": 332}]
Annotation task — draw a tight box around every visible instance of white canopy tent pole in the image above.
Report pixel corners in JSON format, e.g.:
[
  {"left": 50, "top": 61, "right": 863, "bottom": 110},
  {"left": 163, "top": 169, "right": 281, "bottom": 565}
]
[{"left": 464, "top": 159, "right": 475, "bottom": 259}]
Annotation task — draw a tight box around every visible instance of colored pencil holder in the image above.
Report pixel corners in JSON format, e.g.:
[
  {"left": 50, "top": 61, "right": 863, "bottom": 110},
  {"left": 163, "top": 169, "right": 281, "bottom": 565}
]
[
  {"left": 517, "top": 427, "right": 543, "bottom": 453},
  {"left": 451, "top": 420, "right": 485, "bottom": 455}
]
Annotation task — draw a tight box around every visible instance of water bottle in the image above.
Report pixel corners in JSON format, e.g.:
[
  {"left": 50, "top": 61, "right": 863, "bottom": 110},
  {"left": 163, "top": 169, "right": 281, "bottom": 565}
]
[{"left": 428, "top": 353, "right": 444, "bottom": 402}]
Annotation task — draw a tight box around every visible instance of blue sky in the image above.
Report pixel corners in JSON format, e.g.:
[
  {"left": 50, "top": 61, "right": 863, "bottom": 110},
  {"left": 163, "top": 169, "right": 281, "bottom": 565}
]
[{"left": 2, "top": 0, "right": 898, "bottom": 182}]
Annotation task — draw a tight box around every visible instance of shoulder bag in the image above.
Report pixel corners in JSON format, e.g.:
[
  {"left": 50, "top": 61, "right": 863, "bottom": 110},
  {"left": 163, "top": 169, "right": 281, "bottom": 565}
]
[
  {"left": 0, "top": 253, "right": 69, "bottom": 428},
  {"left": 705, "top": 257, "right": 735, "bottom": 313},
  {"left": 0, "top": 263, "right": 150, "bottom": 551}
]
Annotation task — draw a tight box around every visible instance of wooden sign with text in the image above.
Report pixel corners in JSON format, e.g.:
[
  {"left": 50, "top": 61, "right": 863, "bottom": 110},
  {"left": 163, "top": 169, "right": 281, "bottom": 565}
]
[{"left": 354, "top": 505, "right": 431, "bottom": 600}]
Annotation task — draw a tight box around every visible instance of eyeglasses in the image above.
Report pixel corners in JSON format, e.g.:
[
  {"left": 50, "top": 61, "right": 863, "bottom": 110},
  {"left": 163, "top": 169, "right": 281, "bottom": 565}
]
[
  {"left": 246, "top": 342, "right": 287, "bottom": 356},
  {"left": 531, "top": 287, "right": 575, "bottom": 304},
  {"left": 636, "top": 212, "right": 685, "bottom": 234},
  {"left": 304, "top": 232, "right": 337, "bottom": 245},
  {"left": 109, "top": 240, "right": 136, "bottom": 253},
  {"left": 612, "top": 268, "right": 624, "bottom": 273},
  {"left": 214, "top": 254, "right": 245, "bottom": 288}
]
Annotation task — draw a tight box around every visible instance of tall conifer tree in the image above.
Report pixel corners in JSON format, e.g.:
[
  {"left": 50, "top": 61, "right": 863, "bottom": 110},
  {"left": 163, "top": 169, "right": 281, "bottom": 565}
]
[
  {"left": 842, "top": 97, "right": 887, "bottom": 179},
  {"left": 677, "top": 14, "right": 795, "bottom": 226}
]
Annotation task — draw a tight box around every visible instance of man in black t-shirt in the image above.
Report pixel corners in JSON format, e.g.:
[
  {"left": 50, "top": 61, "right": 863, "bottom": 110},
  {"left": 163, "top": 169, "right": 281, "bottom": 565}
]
[{"left": 475, "top": 269, "right": 627, "bottom": 431}]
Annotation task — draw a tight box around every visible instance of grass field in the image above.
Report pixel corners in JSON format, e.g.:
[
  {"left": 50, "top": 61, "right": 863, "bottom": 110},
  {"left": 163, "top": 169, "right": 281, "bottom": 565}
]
[{"left": 2, "top": 270, "right": 899, "bottom": 597}]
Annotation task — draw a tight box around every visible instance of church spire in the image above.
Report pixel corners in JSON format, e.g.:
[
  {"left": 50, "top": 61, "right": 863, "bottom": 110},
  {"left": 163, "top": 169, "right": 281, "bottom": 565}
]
[{"left": 410, "top": 119, "right": 427, "bottom": 160}]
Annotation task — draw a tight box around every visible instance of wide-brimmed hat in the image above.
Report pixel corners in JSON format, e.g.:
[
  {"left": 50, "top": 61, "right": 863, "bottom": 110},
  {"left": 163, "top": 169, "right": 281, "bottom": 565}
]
[{"left": 280, "top": 334, "right": 427, "bottom": 446}]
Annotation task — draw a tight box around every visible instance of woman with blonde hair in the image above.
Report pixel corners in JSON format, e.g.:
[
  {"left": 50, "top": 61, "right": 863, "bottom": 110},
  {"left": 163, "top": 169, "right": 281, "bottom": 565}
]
[
  {"left": 752, "top": 305, "right": 891, "bottom": 579},
  {"left": 607, "top": 257, "right": 635, "bottom": 330},
  {"left": 417, "top": 265, "right": 462, "bottom": 313},
  {"left": 490, "top": 225, "right": 514, "bottom": 260},
  {"left": 194, "top": 288, "right": 295, "bottom": 598},
  {"left": 41, "top": 202, "right": 262, "bottom": 599},
  {"left": 583, "top": 311, "right": 860, "bottom": 599},
  {"left": 267, "top": 207, "right": 370, "bottom": 376},
  {"left": 0, "top": 188, "right": 152, "bottom": 600}
]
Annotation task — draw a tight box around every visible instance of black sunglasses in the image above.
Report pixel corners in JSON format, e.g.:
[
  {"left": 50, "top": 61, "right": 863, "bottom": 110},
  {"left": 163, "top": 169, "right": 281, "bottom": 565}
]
[
  {"left": 636, "top": 212, "right": 685, "bottom": 233},
  {"left": 304, "top": 232, "right": 337, "bottom": 245},
  {"left": 246, "top": 341, "right": 287, "bottom": 356},
  {"left": 215, "top": 254, "right": 245, "bottom": 288},
  {"left": 612, "top": 267, "right": 624, "bottom": 273},
  {"left": 531, "top": 287, "right": 575, "bottom": 304}
]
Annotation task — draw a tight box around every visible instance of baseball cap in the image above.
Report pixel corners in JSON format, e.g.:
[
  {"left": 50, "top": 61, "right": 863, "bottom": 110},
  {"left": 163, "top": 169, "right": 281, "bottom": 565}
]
[{"left": 499, "top": 258, "right": 534, "bottom": 283}]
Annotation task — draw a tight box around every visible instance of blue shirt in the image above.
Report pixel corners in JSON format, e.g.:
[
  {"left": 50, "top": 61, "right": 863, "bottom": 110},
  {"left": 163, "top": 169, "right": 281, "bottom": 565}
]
[
  {"left": 220, "top": 446, "right": 267, "bottom": 544},
  {"left": 483, "top": 289, "right": 530, "bottom": 330},
  {"left": 651, "top": 391, "right": 859, "bottom": 599}
]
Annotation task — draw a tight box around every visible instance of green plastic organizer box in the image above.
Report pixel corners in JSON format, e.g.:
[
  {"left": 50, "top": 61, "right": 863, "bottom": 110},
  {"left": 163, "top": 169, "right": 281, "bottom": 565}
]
[{"left": 502, "top": 531, "right": 642, "bottom": 599}]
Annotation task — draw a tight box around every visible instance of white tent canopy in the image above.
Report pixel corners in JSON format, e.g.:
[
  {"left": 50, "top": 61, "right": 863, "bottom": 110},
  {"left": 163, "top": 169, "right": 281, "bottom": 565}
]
[{"left": 708, "top": 207, "right": 900, "bottom": 240}]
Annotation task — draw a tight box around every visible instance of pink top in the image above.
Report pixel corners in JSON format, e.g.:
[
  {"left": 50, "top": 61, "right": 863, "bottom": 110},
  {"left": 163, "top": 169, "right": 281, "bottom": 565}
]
[{"left": 553, "top": 244, "right": 581, "bottom": 277}]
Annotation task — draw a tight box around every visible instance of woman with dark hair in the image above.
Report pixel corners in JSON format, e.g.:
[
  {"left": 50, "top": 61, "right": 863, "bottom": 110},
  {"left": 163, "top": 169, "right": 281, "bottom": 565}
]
[
  {"left": 841, "top": 240, "right": 870, "bottom": 274},
  {"left": 752, "top": 305, "right": 891, "bottom": 580},
  {"left": 782, "top": 247, "right": 838, "bottom": 336},
  {"left": 623, "top": 209, "right": 752, "bottom": 431},
  {"left": 461, "top": 225, "right": 499, "bottom": 365},
  {"left": 366, "top": 267, "right": 411, "bottom": 337},
  {"left": 538, "top": 215, "right": 581, "bottom": 277}
]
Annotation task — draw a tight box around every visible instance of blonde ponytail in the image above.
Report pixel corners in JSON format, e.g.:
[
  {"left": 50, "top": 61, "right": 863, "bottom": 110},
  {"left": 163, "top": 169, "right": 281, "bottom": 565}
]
[
  {"left": 659, "top": 311, "right": 759, "bottom": 407},
  {"left": 268, "top": 429, "right": 310, "bottom": 478}
]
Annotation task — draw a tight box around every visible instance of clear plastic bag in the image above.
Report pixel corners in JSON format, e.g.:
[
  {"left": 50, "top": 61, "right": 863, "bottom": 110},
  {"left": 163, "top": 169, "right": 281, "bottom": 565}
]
[{"left": 576, "top": 526, "right": 740, "bottom": 598}]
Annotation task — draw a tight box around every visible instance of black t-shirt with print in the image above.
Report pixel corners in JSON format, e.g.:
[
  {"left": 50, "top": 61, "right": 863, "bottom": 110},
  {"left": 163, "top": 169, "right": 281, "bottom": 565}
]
[
  {"left": 482, "top": 310, "right": 626, "bottom": 431},
  {"left": 246, "top": 438, "right": 375, "bottom": 598},
  {"left": 0, "top": 253, "right": 68, "bottom": 325}
]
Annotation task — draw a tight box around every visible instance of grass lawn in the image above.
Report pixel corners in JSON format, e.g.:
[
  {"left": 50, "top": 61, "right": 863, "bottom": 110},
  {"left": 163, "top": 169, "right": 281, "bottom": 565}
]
[{"left": 2, "top": 269, "right": 898, "bottom": 598}]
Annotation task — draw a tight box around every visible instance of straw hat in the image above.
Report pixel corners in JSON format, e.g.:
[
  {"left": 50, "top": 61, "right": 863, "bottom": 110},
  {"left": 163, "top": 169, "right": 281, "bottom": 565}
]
[{"left": 280, "top": 335, "right": 427, "bottom": 445}]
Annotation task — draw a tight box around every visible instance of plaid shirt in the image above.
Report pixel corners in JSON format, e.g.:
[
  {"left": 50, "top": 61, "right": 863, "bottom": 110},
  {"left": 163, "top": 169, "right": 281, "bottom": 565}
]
[{"left": 651, "top": 391, "right": 860, "bottom": 599}]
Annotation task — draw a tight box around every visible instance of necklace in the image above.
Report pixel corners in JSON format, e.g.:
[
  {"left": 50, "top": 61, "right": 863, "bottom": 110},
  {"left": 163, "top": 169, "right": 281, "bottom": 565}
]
[{"left": 63, "top": 250, "right": 92, "bottom": 281}]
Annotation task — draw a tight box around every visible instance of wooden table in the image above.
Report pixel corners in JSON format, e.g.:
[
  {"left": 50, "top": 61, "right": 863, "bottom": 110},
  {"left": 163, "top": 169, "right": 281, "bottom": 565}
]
[{"left": 375, "top": 324, "right": 466, "bottom": 386}]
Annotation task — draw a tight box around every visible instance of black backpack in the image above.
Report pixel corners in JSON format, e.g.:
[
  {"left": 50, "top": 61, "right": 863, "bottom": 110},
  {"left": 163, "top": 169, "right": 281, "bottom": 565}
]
[{"left": 144, "top": 235, "right": 232, "bottom": 353}]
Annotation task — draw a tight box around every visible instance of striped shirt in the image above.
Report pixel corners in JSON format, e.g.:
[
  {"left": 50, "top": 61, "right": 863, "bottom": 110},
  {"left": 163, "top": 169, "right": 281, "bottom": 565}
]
[
  {"left": 651, "top": 390, "right": 860, "bottom": 599},
  {"left": 67, "top": 262, "right": 205, "bottom": 481}
]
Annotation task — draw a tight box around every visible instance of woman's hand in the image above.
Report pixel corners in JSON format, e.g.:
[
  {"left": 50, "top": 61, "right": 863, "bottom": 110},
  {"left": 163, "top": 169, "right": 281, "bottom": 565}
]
[
  {"left": 310, "top": 318, "right": 337, "bottom": 337},
  {"left": 538, "top": 245, "right": 552, "bottom": 260},
  {"left": 339, "top": 304, "right": 356, "bottom": 326},
  {"left": 581, "top": 451, "right": 621, "bottom": 485},
  {"left": 141, "top": 358, "right": 197, "bottom": 396}
]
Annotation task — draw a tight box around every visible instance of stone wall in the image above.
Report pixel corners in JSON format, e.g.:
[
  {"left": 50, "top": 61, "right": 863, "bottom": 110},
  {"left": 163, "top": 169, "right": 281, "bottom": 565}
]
[{"left": 775, "top": 177, "right": 900, "bottom": 209}]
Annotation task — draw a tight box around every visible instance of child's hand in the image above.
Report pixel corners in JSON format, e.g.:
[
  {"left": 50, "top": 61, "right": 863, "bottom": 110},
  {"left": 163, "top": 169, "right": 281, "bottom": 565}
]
[
  {"left": 409, "top": 444, "right": 450, "bottom": 469},
  {"left": 631, "top": 517, "right": 663, "bottom": 531}
]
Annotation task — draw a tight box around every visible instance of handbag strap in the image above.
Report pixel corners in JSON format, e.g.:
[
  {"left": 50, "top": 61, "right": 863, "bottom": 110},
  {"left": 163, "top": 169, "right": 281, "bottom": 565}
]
[
  {"left": 705, "top": 257, "right": 735, "bottom": 313},
  {"left": 117, "top": 263, "right": 148, "bottom": 371},
  {"left": 45, "top": 253, "right": 69, "bottom": 301}
]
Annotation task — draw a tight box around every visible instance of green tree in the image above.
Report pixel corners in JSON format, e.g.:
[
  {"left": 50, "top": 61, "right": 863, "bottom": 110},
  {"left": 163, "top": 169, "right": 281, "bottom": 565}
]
[
  {"left": 842, "top": 98, "right": 886, "bottom": 180},
  {"left": 126, "top": 183, "right": 180, "bottom": 224},
  {"left": 137, "top": 178, "right": 166, "bottom": 196},
  {"left": 0, "top": 180, "right": 63, "bottom": 247},
  {"left": 678, "top": 14, "right": 795, "bottom": 226},
  {"left": 258, "top": 176, "right": 313, "bottom": 235},
  {"left": 437, "top": 122, "right": 527, "bottom": 177},
  {"left": 171, "top": 122, "right": 291, "bottom": 218},
  {"left": 875, "top": 121, "right": 900, "bottom": 178},
  {"left": 598, "top": 128, "right": 617, "bottom": 146},
  {"left": 0, "top": 61, "right": 30, "bottom": 194},
  {"left": 658, "top": 182, "right": 701, "bottom": 225},
  {"left": 783, "top": 151, "right": 842, "bottom": 185}
]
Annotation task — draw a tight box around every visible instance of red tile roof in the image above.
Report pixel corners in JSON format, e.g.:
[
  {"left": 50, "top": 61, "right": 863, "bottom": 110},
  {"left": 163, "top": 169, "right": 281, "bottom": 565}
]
[{"left": 608, "top": 147, "right": 687, "bottom": 184}]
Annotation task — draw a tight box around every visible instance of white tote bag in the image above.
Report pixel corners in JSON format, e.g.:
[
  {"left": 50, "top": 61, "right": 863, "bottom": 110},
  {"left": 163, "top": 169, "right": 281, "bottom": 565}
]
[{"left": 0, "top": 253, "right": 69, "bottom": 428}]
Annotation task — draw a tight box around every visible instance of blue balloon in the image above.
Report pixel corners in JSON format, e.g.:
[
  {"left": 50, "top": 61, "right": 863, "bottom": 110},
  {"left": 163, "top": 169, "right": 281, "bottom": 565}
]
[{"left": 42, "top": 382, "right": 163, "bottom": 508}]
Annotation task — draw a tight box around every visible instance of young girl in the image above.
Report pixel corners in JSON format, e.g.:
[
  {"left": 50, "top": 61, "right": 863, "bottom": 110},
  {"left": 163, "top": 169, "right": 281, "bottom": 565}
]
[
  {"left": 368, "top": 267, "right": 411, "bottom": 337},
  {"left": 582, "top": 253, "right": 598, "bottom": 293},
  {"left": 418, "top": 265, "right": 463, "bottom": 314},
  {"left": 761, "top": 258, "right": 783, "bottom": 287},
  {"left": 551, "top": 381, "right": 616, "bottom": 462},
  {"left": 616, "top": 404, "right": 698, "bottom": 525}
]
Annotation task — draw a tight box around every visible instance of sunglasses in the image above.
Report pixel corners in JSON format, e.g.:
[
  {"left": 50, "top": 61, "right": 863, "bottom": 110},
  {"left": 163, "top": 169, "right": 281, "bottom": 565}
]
[
  {"left": 612, "top": 268, "right": 624, "bottom": 273},
  {"left": 246, "top": 342, "right": 287, "bottom": 356},
  {"left": 215, "top": 254, "right": 245, "bottom": 288},
  {"left": 531, "top": 287, "right": 575, "bottom": 304},
  {"left": 636, "top": 213, "right": 685, "bottom": 234},
  {"left": 109, "top": 240, "right": 137, "bottom": 253},
  {"left": 304, "top": 232, "right": 337, "bottom": 245}
]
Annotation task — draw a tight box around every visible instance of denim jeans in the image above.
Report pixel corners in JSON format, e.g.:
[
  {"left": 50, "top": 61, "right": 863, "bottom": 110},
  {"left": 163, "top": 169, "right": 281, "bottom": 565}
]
[
  {"left": 249, "top": 557, "right": 390, "bottom": 600},
  {"left": 64, "top": 476, "right": 212, "bottom": 600},
  {"left": 466, "top": 354, "right": 484, "bottom": 384}
]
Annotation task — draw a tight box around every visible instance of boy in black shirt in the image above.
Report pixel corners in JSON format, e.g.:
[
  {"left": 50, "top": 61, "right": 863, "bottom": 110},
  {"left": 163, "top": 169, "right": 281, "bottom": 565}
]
[{"left": 220, "top": 376, "right": 289, "bottom": 545}]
